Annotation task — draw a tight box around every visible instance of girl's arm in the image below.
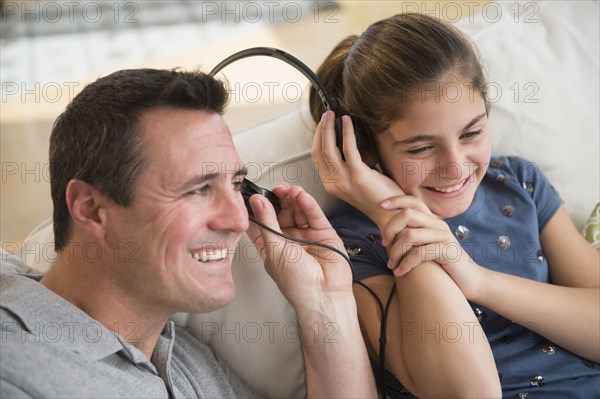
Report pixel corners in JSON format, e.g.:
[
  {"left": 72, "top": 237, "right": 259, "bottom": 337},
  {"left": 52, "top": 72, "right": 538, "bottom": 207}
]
[
  {"left": 475, "top": 266, "right": 599, "bottom": 362},
  {"left": 541, "top": 206, "right": 599, "bottom": 288},
  {"left": 355, "top": 267, "right": 501, "bottom": 398},
  {"left": 472, "top": 206, "right": 600, "bottom": 362},
  {"left": 383, "top": 200, "right": 600, "bottom": 362}
]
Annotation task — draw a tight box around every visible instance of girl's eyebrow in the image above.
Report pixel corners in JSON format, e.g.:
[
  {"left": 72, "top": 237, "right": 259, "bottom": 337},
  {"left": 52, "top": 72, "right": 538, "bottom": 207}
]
[
  {"left": 396, "top": 135, "right": 436, "bottom": 145},
  {"left": 395, "top": 113, "right": 487, "bottom": 145},
  {"left": 462, "top": 113, "right": 487, "bottom": 131}
]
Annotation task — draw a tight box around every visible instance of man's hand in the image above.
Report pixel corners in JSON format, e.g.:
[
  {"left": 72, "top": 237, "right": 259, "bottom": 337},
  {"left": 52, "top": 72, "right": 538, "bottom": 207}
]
[
  {"left": 246, "top": 185, "right": 353, "bottom": 306},
  {"left": 246, "top": 184, "right": 376, "bottom": 398}
]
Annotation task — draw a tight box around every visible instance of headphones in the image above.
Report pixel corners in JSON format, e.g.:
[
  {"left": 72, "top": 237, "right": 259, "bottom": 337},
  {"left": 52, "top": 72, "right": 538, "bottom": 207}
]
[
  {"left": 209, "top": 47, "right": 379, "bottom": 216},
  {"left": 210, "top": 47, "right": 395, "bottom": 397}
]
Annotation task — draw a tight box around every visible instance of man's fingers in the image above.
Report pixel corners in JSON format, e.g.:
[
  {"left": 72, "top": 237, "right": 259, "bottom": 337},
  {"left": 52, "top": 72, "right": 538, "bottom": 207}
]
[
  {"left": 248, "top": 194, "right": 285, "bottom": 252},
  {"left": 245, "top": 220, "right": 262, "bottom": 245}
]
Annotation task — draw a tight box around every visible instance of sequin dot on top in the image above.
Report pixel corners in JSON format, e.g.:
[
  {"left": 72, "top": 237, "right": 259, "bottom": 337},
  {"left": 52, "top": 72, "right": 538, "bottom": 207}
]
[
  {"left": 455, "top": 225, "right": 470, "bottom": 240},
  {"left": 496, "top": 235, "right": 511, "bottom": 249},
  {"left": 501, "top": 205, "right": 514, "bottom": 216}
]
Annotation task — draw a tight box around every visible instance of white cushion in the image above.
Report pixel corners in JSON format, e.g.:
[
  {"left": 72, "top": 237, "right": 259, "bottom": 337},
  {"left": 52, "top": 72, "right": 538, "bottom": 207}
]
[
  {"left": 15, "top": 1, "right": 599, "bottom": 397},
  {"left": 14, "top": 217, "right": 56, "bottom": 274},
  {"left": 458, "top": 0, "right": 599, "bottom": 229}
]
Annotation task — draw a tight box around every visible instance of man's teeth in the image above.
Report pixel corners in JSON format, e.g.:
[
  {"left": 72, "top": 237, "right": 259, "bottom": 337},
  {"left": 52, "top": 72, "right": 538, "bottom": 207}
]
[
  {"left": 431, "top": 181, "right": 464, "bottom": 193},
  {"left": 192, "top": 248, "right": 228, "bottom": 262}
]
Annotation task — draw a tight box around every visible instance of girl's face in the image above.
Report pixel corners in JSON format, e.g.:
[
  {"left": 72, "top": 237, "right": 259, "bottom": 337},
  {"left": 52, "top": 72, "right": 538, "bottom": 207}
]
[{"left": 376, "top": 79, "right": 491, "bottom": 218}]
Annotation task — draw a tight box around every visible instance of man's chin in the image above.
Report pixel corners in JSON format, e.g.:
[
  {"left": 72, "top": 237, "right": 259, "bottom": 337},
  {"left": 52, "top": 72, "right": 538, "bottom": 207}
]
[{"left": 195, "top": 283, "right": 236, "bottom": 314}]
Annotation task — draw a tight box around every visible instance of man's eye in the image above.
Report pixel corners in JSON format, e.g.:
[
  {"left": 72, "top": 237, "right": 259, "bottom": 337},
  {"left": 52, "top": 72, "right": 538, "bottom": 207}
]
[
  {"left": 191, "top": 185, "right": 210, "bottom": 196},
  {"left": 233, "top": 180, "right": 244, "bottom": 192}
]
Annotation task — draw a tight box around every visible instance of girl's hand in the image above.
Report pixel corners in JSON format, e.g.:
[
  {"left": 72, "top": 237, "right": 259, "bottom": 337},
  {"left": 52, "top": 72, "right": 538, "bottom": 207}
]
[
  {"left": 380, "top": 195, "right": 485, "bottom": 300},
  {"left": 311, "top": 111, "right": 403, "bottom": 228}
]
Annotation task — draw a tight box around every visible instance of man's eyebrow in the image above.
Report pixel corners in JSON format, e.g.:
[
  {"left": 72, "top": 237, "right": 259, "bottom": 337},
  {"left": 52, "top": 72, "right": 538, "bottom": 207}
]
[
  {"left": 179, "top": 167, "right": 248, "bottom": 191},
  {"left": 395, "top": 113, "right": 487, "bottom": 145}
]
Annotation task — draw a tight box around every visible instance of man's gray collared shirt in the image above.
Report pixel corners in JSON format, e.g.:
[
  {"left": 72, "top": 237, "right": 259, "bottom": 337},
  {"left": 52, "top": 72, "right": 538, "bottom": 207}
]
[{"left": 0, "top": 272, "right": 255, "bottom": 398}]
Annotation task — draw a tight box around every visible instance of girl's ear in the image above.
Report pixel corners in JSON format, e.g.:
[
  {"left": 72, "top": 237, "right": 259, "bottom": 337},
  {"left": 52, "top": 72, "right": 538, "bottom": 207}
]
[
  {"left": 65, "top": 179, "right": 108, "bottom": 241},
  {"left": 353, "top": 117, "right": 380, "bottom": 169}
]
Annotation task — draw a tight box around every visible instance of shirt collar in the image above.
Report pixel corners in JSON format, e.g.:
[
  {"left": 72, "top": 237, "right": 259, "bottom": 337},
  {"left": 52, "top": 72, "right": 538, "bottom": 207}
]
[
  {"left": 1, "top": 272, "right": 129, "bottom": 362},
  {"left": 1, "top": 270, "right": 179, "bottom": 374}
]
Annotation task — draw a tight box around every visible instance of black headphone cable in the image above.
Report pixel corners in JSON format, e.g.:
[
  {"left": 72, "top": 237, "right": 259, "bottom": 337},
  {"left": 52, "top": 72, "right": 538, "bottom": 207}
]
[{"left": 249, "top": 216, "right": 396, "bottom": 398}]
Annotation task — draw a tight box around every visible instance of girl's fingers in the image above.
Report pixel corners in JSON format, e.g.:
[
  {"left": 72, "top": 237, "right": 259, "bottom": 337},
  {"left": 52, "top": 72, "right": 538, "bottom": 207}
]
[
  {"left": 393, "top": 244, "right": 443, "bottom": 277},
  {"left": 320, "top": 110, "right": 343, "bottom": 165},
  {"left": 381, "top": 208, "right": 440, "bottom": 246},
  {"left": 340, "top": 115, "right": 364, "bottom": 170},
  {"left": 381, "top": 195, "right": 436, "bottom": 216},
  {"left": 387, "top": 228, "right": 450, "bottom": 269}
]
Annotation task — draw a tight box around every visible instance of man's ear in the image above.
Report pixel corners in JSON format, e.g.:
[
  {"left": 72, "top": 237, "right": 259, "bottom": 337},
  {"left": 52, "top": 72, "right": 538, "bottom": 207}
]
[{"left": 65, "top": 179, "right": 109, "bottom": 241}]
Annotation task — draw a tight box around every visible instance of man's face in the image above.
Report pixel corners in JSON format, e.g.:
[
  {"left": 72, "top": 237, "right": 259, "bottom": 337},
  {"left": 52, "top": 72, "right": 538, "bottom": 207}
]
[{"left": 104, "top": 107, "right": 249, "bottom": 314}]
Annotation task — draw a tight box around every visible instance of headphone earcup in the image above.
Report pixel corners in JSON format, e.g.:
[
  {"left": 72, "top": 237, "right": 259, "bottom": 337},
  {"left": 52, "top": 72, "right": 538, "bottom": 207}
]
[
  {"left": 352, "top": 117, "right": 379, "bottom": 168},
  {"left": 334, "top": 115, "right": 345, "bottom": 155},
  {"left": 334, "top": 115, "right": 366, "bottom": 157},
  {"left": 334, "top": 115, "right": 378, "bottom": 168}
]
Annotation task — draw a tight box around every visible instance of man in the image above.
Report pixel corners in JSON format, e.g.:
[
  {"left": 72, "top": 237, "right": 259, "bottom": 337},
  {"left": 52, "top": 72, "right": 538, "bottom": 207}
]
[{"left": 0, "top": 69, "right": 375, "bottom": 398}]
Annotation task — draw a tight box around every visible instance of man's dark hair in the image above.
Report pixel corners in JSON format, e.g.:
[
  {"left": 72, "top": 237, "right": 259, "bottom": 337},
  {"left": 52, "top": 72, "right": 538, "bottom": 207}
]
[{"left": 49, "top": 68, "right": 229, "bottom": 251}]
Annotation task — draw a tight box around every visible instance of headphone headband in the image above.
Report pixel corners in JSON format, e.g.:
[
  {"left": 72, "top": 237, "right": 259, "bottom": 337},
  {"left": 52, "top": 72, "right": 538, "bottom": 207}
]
[{"left": 208, "top": 47, "right": 339, "bottom": 113}]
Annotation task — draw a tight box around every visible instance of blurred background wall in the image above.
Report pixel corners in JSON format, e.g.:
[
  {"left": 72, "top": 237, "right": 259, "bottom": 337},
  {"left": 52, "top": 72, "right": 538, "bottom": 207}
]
[{"left": 1, "top": 0, "right": 491, "bottom": 251}]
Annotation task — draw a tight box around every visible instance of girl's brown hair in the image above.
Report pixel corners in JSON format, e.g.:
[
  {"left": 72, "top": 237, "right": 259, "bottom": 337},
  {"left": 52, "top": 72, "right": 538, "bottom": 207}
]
[{"left": 309, "top": 13, "right": 488, "bottom": 141}]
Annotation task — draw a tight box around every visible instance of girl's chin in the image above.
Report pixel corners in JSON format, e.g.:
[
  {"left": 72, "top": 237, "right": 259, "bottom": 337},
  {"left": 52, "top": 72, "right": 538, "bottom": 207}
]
[
  {"left": 422, "top": 193, "right": 476, "bottom": 219},
  {"left": 430, "top": 204, "right": 469, "bottom": 219}
]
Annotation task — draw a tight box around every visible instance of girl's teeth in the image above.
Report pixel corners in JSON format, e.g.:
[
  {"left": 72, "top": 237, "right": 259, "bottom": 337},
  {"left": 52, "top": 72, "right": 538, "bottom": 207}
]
[{"left": 432, "top": 181, "right": 463, "bottom": 193}]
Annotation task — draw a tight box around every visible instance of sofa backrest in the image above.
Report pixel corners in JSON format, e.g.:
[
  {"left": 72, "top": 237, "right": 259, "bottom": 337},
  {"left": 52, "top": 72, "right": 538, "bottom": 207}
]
[{"left": 12, "top": 2, "right": 599, "bottom": 398}]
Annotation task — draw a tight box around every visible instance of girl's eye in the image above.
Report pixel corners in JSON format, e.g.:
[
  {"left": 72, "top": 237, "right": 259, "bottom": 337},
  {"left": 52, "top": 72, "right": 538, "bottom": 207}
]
[
  {"left": 461, "top": 130, "right": 482, "bottom": 140},
  {"left": 407, "top": 145, "right": 433, "bottom": 155}
]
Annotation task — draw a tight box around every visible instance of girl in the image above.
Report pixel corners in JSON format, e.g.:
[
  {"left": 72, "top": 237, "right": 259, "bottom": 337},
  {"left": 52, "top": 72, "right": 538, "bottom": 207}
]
[{"left": 310, "top": 13, "right": 599, "bottom": 398}]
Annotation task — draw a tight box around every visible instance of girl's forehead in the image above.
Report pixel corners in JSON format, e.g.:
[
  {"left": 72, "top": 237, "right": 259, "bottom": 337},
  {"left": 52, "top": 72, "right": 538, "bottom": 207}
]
[
  {"left": 386, "top": 90, "right": 487, "bottom": 139},
  {"left": 390, "top": 76, "right": 482, "bottom": 116}
]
